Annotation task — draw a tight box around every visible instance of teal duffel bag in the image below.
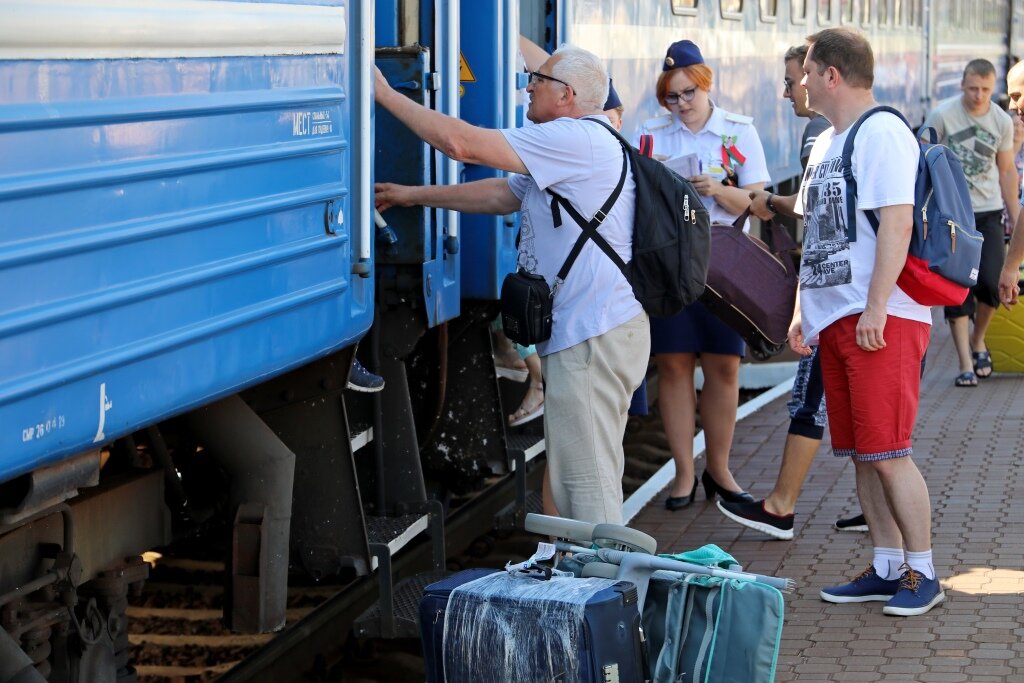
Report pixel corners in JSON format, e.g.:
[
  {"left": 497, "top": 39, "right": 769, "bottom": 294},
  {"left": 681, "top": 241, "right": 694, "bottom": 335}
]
[{"left": 652, "top": 573, "right": 784, "bottom": 683}]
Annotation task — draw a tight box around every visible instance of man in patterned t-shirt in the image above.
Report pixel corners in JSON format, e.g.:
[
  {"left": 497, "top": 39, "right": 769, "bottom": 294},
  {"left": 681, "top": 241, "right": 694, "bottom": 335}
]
[{"left": 921, "top": 60, "right": 1020, "bottom": 386}]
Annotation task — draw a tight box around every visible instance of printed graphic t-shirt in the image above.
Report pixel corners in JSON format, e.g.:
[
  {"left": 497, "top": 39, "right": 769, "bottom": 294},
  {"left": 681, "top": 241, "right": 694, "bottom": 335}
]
[
  {"left": 922, "top": 97, "right": 1013, "bottom": 212},
  {"left": 501, "top": 115, "right": 643, "bottom": 356},
  {"left": 795, "top": 111, "right": 932, "bottom": 345}
]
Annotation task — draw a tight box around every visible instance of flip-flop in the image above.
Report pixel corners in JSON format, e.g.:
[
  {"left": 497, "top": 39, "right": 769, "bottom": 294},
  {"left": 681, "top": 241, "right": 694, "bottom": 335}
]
[
  {"left": 496, "top": 365, "right": 529, "bottom": 382},
  {"left": 972, "top": 351, "right": 993, "bottom": 378},
  {"left": 509, "top": 402, "right": 544, "bottom": 427},
  {"left": 954, "top": 371, "right": 978, "bottom": 387}
]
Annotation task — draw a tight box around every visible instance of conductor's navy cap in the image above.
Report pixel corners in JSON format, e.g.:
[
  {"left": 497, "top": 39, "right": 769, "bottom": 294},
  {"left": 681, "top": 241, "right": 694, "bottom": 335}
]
[
  {"left": 603, "top": 79, "right": 622, "bottom": 110},
  {"left": 663, "top": 40, "right": 704, "bottom": 71}
]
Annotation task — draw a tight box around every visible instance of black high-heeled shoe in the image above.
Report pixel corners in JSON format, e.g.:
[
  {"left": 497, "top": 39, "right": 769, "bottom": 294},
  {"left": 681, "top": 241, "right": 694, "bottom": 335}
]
[
  {"left": 665, "top": 477, "right": 699, "bottom": 511},
  {"left": 701, "top": 470, "right": 754, "bottom": 504}
]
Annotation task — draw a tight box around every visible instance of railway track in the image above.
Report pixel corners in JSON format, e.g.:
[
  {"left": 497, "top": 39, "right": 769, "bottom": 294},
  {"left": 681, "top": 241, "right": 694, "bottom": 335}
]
[{"left": 127, "top": 384, "right": 768, "bottom": 681}]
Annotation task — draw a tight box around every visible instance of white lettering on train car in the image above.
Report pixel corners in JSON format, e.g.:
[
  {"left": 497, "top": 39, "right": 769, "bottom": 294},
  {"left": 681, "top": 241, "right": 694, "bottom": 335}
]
[
  {"left": 21, "top": 415, "right": 67, "bottom": 443},
  {"left": 292, "top": 110, "right": 333, "bottom": 137},
  {"left": 93, "top": 383, "right": 113, "bottom": 444}
]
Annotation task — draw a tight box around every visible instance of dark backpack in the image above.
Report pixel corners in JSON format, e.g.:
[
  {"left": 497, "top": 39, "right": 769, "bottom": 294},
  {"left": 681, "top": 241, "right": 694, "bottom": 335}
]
[
  {"left": 547, "top": 117, "right": 710, "bottom": 318},
  {"left": 842, "top": 105, "right": 982, "bottom": 306}
]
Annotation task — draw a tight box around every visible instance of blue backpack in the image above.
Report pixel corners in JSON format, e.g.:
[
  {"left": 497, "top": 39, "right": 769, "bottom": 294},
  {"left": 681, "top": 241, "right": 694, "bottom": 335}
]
[{"left": 842, "top": 105, "right": 983, "bottom": 306}]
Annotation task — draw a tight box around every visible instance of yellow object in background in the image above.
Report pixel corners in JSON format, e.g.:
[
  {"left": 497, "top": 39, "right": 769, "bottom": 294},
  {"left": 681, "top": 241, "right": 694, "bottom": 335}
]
[{"left": 988, "top": 273, "right": 1024, "bottom": 373}]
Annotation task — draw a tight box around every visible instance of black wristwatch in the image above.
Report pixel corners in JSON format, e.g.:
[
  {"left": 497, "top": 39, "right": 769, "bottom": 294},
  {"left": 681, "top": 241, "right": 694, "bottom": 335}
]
[{"left": 766, "top": 194, "right": 778, "bottom": 215}]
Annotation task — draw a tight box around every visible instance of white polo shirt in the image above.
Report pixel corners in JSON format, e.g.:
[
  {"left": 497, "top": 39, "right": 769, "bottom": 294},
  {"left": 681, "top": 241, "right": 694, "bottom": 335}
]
[{"left": 632, "top": 105, "right": 770, "bottom": 227}]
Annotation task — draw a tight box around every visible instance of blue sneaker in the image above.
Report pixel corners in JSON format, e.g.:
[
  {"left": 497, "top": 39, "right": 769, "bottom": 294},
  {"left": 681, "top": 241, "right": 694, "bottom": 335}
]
[
  {"left": 820, "top": 566, "right": 900, "bottom": 603},
  {"left": 882, "top": 567, "right": 945, "bottom": 616},
  {"left": 347, "top": 359, "right": 385, "bottom": 393}
]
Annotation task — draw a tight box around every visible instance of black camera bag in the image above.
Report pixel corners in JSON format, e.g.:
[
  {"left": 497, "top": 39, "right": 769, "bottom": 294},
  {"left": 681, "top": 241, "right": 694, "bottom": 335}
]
[{"left": 500, "top": 270, "right": 553, "bottom": 346}]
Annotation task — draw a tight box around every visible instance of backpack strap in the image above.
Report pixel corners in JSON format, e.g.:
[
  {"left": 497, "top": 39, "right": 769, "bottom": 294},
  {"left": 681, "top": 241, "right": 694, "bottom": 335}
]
[
  {"left": 841, "top": 105, "right": 913, "bottom": 241},
  {"left": 548, "top": 147, "right": 629, "bottom": 290}
]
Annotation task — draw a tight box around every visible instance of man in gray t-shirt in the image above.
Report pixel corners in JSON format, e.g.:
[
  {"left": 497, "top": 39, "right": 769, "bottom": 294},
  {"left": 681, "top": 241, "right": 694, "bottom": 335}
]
[{"left": 921, "top": 59, "right": 1020, "bottom": 386}]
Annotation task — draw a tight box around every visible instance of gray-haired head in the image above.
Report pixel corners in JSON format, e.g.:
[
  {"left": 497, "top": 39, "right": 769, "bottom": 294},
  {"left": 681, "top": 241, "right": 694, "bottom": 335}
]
[{"left": 550, "top": 44, "right": 609, "bottom": 113}]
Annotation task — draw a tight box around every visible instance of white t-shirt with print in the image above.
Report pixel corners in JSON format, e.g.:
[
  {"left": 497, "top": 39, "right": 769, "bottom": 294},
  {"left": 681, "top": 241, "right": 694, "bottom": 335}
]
[
  {"left": 501, "top": 115, "right": 643, "bottom": 356},
  {"left": 631, "top": 106, "right": 770, "bottom": 227},
  {"left": 795, "top": 111, "right": 932, "bottom": 345}
]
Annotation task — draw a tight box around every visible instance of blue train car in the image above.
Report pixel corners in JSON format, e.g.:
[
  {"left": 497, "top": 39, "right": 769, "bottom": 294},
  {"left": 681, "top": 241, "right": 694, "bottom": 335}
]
[{"left": 0, "top": 0, "right": 373, "bottom": 482}]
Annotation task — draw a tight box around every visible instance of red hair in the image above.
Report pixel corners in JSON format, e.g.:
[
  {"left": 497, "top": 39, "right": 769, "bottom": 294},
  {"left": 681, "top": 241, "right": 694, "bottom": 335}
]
[{"left": 656, "top": 64, "right": 714, "bottom": 108}]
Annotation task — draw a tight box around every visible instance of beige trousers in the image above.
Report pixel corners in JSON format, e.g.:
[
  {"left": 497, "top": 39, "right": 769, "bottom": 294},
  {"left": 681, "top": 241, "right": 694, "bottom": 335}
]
[{"left": 541, "top": 312, "right": 650, "bottom": 524}]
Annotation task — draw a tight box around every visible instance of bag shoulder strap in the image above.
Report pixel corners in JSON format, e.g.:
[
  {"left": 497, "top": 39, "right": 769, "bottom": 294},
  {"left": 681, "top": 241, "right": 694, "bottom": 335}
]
[
  {"left": 546, "top": 117, "right": 630, "bottom": 288},
  {"left": 841, "top": 105, "right": 913, "bottom": 240}
]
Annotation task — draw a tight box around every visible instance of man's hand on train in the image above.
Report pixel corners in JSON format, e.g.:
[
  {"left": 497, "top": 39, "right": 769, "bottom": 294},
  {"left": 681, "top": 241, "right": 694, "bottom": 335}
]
[
  {"left": 375, "top": 182, "right": 418, "bottom": 211},
  {"left": 372, "top": 65, "right": 392, "bottom": 102}
]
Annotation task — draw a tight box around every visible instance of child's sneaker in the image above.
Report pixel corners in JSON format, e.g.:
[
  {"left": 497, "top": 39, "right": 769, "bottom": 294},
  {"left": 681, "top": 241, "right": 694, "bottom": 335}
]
[
  {"left": 820, "top": 566, "right": 900, "bottom": 603},
  {"left": 882, "top": 566, "right": 945, "bottom": 616}
]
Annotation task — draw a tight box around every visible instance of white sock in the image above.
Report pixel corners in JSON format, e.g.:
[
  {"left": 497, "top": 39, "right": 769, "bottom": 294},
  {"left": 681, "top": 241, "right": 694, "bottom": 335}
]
[
  {"left": 872, "top": 547, "right": 904, "bottom": 580},
  {"left": 905, "top": 550, "right": 936, "bottom": 580}
]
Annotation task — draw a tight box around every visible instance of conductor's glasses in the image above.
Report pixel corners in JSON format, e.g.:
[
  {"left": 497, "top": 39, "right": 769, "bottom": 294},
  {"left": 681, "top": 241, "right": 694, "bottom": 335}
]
[{"left": 664, "top": 87, "right": 698, "bottom": 104}]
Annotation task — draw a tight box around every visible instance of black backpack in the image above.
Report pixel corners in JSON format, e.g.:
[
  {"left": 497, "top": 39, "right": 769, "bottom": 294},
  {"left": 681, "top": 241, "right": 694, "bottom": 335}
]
[{"left": 547, "top": 118, "right": 710, "bottom": 318}]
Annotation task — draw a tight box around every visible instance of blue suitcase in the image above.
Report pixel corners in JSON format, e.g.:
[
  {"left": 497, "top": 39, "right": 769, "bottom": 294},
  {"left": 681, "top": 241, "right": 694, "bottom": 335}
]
[{"left": 419, "top": 568, "right": 648, "bottom": 682}]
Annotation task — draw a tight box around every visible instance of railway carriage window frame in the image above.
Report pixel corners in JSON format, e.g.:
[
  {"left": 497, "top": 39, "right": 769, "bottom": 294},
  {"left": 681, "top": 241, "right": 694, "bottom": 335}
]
[
  {"left": 817, "top": 0, "right": 832, "bottom": 24},
  {"left": 760, "top": 0, "right": 778, "bottom": 21},
  {"left": 839, "top": 0, "right": 854, "bottom": 23},
  {"left": 721, "top": 0, "right": 743, "bottom": 19},
  {"left": 671, "top": 0, "right": 699, "bottom": 15},
  {"left": 791, "top": 0, "right": 807, "bottom": 24}
]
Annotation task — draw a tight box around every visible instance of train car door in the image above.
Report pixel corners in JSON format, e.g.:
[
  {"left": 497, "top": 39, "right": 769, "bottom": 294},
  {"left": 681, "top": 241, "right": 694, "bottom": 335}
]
[
  {"left": 457, "top": 0, "right": 522, "bottom": 300},
  {"left": 374, "top": 0, "right": 461, "bottom": 327}
]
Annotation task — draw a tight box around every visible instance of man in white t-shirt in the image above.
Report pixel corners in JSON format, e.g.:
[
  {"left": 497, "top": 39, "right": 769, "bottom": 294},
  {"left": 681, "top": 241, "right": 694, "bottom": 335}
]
[
  {"left": 921, "top": 59, "right": 1018, "bottom": 386},
  {"left": 374, "top": 45, "right": 649, "bottom": 524},
  {"left": 747, "top": 28, "right": 944, "bottom": 617},
  {"left": 999, "top": 59, "right": 1024, "bottom": 307}
]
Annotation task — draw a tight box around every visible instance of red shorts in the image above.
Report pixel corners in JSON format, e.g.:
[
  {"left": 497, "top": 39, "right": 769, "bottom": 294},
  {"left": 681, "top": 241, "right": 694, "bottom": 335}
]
[{"left": 818, "top": 314, "right": 930, "bottom": 461}]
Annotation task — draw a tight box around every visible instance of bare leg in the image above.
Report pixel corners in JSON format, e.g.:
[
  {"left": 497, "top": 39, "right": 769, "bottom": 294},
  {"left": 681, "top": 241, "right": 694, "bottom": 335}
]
[
  {"left": 871, "top": 456, "right": 933, "bottom": 552},
  {"left": 656, "top": 352, "right": 697, "bottom": 498},
  {"left": 855, "top": 459, "right": 903, "bottom": 550},
  {"left": 699, "top": 353, "right": 743, "bottom": 492},
  {"left": 763, "top": 433, "right": 821, "bottom": 515},
  {"left": 971, "top": 303, "right": 997, "bottom": 376},
  {"left": 948, "top": 316, "right": 973, "bottom": 375},
  {"left": 509, "top": 353, "right": 544, "bottom": 424},
  {"left": 542, "top": 464, "right": 559, "bottom": 516}
]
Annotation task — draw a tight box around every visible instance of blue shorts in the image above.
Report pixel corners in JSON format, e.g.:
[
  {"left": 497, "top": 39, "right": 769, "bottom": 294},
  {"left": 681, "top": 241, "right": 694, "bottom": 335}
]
[{"left": 650, "top": 301, "right": 745, "bottom": 357}]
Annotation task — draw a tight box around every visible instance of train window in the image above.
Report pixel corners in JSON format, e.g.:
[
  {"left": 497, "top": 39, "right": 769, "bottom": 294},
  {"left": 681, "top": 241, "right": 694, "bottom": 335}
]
[
  {"left": 760, "top": 0, "right": 778, "bottom": 20},
  {"left": 818, "top": 0, "right": 832, "bottom": 24},
  {"left": 671, "top": 0, "right": 699, "bottom": 15},
  {"left": 721, "top": 0, "right": 743, "bottom": 18},
  {"left": 840, "top": 0, "right": 854, "bottom": 22},
  {"left": 791, "top": 0, "right": 807, "bottom": 23}
]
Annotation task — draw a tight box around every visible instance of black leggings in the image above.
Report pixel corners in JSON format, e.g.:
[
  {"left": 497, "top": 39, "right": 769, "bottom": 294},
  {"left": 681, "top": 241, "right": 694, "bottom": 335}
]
[{"left": 944, "top": 209, "right": 1005, "bottom": 318}]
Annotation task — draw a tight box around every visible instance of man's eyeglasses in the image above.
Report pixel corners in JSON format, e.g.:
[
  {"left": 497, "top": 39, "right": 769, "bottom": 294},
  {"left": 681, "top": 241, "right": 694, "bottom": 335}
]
[
  {"left": 783, "top": 78, "right": 795, "bottom": 94},
  {"left": 664, "top": 87, "right": 698, "bottom": 105},
  {"left": 529, "top": 71, "right": 575, "bottom": 93}
]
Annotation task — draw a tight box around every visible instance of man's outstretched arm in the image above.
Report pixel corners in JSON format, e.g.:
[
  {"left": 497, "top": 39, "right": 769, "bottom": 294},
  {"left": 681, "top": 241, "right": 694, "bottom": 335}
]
[
  {"left": 374, "top": 66, "right": 527, "bottom": 174},
  {"left": 375, "top": 177, "right": 521, "bottom": 216}
]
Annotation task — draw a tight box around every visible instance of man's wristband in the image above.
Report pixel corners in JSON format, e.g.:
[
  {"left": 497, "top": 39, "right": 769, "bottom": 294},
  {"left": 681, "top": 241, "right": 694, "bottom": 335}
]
[{"left": 766, "top": 194, "right": 778, "bottom": 215}]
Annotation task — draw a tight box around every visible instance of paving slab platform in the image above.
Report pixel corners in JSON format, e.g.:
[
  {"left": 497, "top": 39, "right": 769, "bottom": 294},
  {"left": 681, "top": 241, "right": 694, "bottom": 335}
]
[{"left": 628, "top": 313, "right": 1024, "bottom": 683}]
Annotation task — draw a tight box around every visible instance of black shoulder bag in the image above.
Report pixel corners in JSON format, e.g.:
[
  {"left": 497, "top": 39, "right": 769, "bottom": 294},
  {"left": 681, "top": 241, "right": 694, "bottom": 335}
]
[{"left": 500, "top": 146, "right": 628, "bottom": 346}]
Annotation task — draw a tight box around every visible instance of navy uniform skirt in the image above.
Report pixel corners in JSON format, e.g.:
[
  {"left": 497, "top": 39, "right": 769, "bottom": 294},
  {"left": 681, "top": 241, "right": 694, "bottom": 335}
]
[{"left": 650, "top": 301, "right": 746, "bottom": 357}]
